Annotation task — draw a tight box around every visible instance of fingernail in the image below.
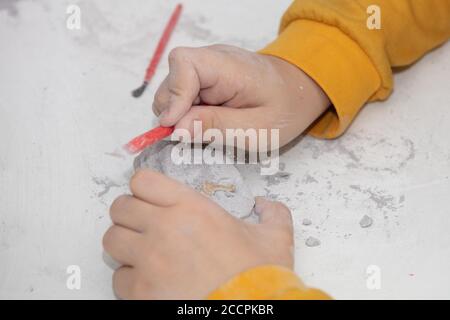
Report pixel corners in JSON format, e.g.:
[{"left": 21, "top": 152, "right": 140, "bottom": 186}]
[
  {"left": 254, "top": 197, "right": 268, "bottom": 215},
  {"left": 159, "top": 108, "right": 170, "bottom": 121}
]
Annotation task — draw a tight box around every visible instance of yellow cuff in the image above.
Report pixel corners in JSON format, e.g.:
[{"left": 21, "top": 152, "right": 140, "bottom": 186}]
[
  {"left": 207, "top": 265, "right": 330, "bottom": 300},
  {"left": 260, "top": 19, "right": 381, "bottom": 138}
]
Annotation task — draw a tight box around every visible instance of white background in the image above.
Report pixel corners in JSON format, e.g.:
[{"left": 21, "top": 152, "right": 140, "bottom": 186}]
[{"left": 0, "top": 0, "right": 449, "bottom": 299}]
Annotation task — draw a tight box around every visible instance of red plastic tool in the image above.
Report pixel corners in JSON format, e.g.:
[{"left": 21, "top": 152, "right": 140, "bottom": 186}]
[{"left": 124, "top": 126, "right": 174, "bottom": 154}]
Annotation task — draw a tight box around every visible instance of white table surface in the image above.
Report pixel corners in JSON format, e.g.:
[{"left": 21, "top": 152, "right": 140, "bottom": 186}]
[{"left": 1, "top": 0, "right": 449, "bottom": 299}]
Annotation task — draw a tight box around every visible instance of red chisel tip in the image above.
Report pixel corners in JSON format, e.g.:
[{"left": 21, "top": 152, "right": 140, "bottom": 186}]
[{"left": 124, "top": 126, "right": 174, "bottom": 154}]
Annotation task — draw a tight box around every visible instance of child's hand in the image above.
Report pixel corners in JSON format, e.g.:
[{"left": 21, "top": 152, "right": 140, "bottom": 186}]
[
  {"left": 103, "top": 170, "right": 294, "bottom": 299},
  {"left": 154, "top": 45, "right": 330, "bottom": 148}
]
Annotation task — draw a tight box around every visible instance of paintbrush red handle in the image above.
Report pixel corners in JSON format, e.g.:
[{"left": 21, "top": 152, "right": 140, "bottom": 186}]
[
  {"left": 132, "top": 4, "right": 183, "bottom": 98},
  {"left": 144, "top": 4, "right": 183, "bottom": 82},
  {"left": 124, "top": 126, "right": 174, "bottom": 154}
]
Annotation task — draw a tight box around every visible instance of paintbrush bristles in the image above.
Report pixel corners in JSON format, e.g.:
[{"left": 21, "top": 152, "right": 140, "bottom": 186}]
[{"left": 131, "top": 82, "right": 148, "bottom": 98}]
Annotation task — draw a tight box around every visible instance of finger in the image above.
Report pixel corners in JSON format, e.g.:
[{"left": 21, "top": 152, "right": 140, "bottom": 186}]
[
  {"left": 158, "top": 47, "right": 201, "bottom": 126},
  {"left": 159, "top": 47, "right": 225, "bottom": 126},
  {"left": 154, "top": 77, "right": 203, "bottom": 116},
  {"left": 110, "top": 195, "right": 162, "bottom": 232},
  {"left": 130, "top": 169, "right": 192, "bottom": 207},
  {"left": 103, "top": 225, "right": 141, "bottom": 265},
  {"left": 152, "top": 76, "right": 170, "bottom": 116},
  {"left": 113, "top": 266, "right": 138, "bottom": 300},
  {"left": 254, "top": 197, "right": 293, "bottom": 236},
  {"left": 176, "top": 105, "right": 271, "bottom": 132},
  {"left": 174, "top": 106, "right": 272, "bottom": 151}
]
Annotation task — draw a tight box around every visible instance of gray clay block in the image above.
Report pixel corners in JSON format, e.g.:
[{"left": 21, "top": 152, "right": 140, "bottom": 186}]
[{"left": 134, "top": 142, "right": 256, "bottom": 220}]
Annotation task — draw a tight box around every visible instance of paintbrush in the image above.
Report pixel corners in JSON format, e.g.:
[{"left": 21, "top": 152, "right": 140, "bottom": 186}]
[{"left": 132, "top": 4, "right": 183, "bottom": 98}]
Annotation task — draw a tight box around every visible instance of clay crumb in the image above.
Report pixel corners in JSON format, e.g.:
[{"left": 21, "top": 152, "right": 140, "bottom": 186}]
[
  {"left": 92, "top": 177, "right": 120, "bottom": 197},
  {"left": 305, "top": 236, "right": 321, "bottom": 247},
  {"left": 201, "top": 181, "right": 236, "bottom": 196},
  {"left": 359, "top": 215, "right": 373, "bottom": 228},
  {"left": 302, "top": 218, "right": 312, "bottom": 226}
]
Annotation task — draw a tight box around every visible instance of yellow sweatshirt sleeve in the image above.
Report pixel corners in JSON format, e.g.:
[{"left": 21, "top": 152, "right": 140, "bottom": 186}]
[
  {"left": 207, "top": 1, "right": 450, "bottom": 300},
  {"left": 207, "top": 266, "right": 331, "bottom": 300},
  {"left": 260, "top": 0, "right": 450, "bottom": 138}
]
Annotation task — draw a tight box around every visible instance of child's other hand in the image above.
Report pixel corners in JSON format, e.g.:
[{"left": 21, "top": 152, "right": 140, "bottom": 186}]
[
  {"left": 154, "top": 45, "right": 330, "bottom": 149},
  {"left": 103, "top": 170, "right": 294, "bottom": 299}
]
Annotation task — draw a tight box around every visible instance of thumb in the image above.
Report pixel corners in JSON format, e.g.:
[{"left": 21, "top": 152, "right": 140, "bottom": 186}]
[
  {"left": 254, "top": 197, "right": 293, "bottom": 235},
  {"left": 174, "top": 106, "right": 263, "bottom": 149}
]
